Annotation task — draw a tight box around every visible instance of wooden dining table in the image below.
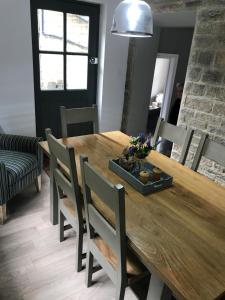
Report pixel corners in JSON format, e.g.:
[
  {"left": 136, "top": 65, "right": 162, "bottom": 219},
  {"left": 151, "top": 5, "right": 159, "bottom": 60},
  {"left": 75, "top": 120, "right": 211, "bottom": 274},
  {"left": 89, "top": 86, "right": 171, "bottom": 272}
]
[{"left": 39, "top": 131, "right": 225, "bottom": 300}]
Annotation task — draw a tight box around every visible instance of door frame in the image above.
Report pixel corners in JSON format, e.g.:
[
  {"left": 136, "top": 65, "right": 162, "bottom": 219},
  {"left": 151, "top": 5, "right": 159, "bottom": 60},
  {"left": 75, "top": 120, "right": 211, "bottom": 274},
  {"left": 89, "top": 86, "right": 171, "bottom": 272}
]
[
  {"left": 30, "top": 0, "right": 100, "bottom": 137},
  {"left": 157, "top": 53, "right": 179, "bottom": 121}
]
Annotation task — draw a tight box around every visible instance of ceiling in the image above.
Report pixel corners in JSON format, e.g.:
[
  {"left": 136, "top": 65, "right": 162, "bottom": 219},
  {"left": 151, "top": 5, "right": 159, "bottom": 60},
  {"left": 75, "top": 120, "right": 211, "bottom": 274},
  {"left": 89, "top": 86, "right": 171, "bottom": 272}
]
[{"left": 153, "top": 10, "right": 196, "bottom": 28}]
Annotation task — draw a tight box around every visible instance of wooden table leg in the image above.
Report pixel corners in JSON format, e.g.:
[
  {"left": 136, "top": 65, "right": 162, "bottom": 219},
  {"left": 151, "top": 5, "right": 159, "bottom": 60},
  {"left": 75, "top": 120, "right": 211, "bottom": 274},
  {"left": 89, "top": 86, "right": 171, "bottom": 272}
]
[{"left": 147, "top": 273, "right": 172, "bottom": 300}]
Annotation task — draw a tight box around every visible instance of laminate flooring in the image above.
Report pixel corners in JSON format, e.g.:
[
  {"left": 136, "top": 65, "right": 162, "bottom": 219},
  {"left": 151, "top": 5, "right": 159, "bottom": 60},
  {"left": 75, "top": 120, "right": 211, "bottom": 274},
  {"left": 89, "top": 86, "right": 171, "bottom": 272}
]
[{"left": 0, "top": 174, "right": 149, "bottom": 300}]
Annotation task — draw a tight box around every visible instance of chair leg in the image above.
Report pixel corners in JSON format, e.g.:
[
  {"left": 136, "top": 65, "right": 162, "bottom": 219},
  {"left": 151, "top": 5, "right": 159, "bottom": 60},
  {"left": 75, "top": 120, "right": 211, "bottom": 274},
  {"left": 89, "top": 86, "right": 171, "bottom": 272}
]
[
  {"left": 59, "top": 210, "right": 65, "bottom": 242},
  {"left": 86, "top": 250, "right": 94, "bottom": 287},
  {"left": 35, "top": 175, "right": 41, "bottom": 192},
  {"left": 115, "top": 281, "right": 126, "bottom": 300},
  {"left": 75, "top": 229, "right": 84, "bottom": 272},
  {"left": 0, "top": 204, "right": 7, "bottom": 225}
]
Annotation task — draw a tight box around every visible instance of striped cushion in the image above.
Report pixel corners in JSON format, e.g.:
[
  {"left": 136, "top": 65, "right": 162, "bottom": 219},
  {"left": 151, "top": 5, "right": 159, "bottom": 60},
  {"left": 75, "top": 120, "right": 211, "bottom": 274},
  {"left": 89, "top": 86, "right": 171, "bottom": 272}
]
[{"left": 0, "top": 150, "right": 38, "bottom": 185}]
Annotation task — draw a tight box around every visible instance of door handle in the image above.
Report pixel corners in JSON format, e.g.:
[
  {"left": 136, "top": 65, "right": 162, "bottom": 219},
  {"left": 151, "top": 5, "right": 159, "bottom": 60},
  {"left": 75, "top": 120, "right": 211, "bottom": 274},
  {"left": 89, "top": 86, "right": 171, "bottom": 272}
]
[{"left": 89, "top": 57, "right": 98, "bottom": 65}]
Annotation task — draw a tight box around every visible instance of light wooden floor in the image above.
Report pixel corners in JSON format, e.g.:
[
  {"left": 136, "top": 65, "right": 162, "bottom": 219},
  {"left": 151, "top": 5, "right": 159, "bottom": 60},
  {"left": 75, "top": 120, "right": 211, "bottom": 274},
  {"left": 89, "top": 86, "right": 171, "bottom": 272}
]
[{"left": 0, "top": 174, "right": 149, "bottom": 300}]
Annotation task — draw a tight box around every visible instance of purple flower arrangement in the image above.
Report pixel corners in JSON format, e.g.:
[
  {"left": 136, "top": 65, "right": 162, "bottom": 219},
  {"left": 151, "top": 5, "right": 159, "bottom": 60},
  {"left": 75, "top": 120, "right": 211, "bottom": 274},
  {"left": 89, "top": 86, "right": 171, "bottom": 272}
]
[
  {"left": 128, "top": 133, "right": 154, "bottom": 159},
  {"left": 119, "top": 133, "right": 159, "bottom": 171}
]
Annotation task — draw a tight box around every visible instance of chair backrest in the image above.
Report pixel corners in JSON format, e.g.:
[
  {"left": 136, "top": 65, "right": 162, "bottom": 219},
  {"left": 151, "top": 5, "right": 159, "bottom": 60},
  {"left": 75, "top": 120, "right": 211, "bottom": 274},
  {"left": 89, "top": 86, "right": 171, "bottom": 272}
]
[
  {"left": 60, "top": 105, "right": 99, "bottom": 138},
  {"left": 80, "top": 155, "right": 126, "bottom": 282},
  {"left": 45, "top": 128, "right": 82, "bottom": 223},
  {"left": 191, "top": 133, "right": 225, "bottom": 171},
  {"left": 152, "top": 117, "right": 194, "bottom": 165}
]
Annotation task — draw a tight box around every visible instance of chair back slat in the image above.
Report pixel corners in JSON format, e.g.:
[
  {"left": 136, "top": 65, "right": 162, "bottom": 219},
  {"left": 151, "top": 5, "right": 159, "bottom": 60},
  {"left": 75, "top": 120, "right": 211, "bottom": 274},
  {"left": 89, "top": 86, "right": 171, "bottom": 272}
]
[
  {"left": 203, "top": 140, "right": 225, "bottom": 166},
  {"left": 46, "top": 129, "right": 71, "bottom": 168},
  {"left": 88, "top": 204, "right": 117, "bottom": 253},
  {"left": 159, "top": 121, "right": 187, "bottom": 145},
  {"left": 83, "top": 162, "right": 116, "bottom": 211},
  {"left": 192, "top": 134, "right": 225, "bottom": 171},
  {"left": 60, "top": 105, "right": 99, "bottom": 137},
  {"left": 153, "top": 117, "right": 194, "bottom": 165}
]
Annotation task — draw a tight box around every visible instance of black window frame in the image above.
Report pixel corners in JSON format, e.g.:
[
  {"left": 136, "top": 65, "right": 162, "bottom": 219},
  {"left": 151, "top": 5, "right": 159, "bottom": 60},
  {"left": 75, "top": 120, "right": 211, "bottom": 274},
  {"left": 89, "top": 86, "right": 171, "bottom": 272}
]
[{"left": 31, "top": 0, "right": 99, "bottom": 93}]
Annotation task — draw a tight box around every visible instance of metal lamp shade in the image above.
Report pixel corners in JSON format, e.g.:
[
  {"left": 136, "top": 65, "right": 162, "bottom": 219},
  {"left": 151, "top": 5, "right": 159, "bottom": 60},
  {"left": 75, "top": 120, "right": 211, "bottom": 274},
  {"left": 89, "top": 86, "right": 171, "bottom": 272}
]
[{"left": 111, "top": 0, "right": 153, "bottom": 38}]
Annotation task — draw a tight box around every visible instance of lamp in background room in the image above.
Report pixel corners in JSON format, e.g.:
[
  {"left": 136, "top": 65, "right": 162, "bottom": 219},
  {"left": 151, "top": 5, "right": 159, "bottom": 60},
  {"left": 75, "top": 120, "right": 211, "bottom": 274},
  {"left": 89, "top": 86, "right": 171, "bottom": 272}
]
[{"left": 111, "top": 0, "right": 153, "bottom": 38}]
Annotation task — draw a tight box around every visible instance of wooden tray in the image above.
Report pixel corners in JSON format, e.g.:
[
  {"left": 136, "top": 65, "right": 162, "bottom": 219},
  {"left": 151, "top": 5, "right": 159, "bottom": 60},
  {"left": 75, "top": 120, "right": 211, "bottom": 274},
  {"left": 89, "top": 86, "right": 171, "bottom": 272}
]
[{"left": 108, "top": 159, "right": 173, "bottom": 195}]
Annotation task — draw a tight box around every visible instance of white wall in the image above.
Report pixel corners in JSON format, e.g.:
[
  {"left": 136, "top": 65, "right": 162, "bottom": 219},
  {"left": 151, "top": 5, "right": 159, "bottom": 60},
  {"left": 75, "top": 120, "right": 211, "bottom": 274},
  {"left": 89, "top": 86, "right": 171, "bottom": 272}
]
[
  {"left": 0, "top": 0, "right": 129, "bottom": 136},
  {"left": 151, "top": 58, "right": 170, "bottom": 99},
  {"left": 83, "top": 0, "right": 129, "bottom": 132},
  {"left": 0, "top": 0, "right": 36, "bottom": 136}
]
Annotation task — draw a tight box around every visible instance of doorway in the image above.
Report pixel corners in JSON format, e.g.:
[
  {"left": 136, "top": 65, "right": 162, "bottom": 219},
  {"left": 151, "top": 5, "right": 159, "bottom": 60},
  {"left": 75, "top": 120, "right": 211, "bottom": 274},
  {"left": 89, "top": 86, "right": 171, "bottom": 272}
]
[
  {"left": 30, "top": 0, "right": 100, "bottom": 138},
  {"left": 147, "top": 53, "right": 178, "bottom": 136}
]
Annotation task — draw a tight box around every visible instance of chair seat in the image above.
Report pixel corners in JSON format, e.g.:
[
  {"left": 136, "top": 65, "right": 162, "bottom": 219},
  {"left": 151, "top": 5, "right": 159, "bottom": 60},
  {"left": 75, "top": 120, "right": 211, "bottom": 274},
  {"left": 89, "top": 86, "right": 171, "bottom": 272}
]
[
  {"left": 0, "top": 150, "right": 38, "bottom": 185},
  {"left": 94, "top": 236, "right": 146, "bottom": 277}
]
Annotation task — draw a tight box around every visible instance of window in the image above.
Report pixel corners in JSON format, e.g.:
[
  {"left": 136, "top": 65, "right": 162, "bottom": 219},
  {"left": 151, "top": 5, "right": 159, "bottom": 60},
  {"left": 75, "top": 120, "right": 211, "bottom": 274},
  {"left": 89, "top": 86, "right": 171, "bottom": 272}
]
[{"left": 37, "top": 9, "right": 90, "bottom": 91}]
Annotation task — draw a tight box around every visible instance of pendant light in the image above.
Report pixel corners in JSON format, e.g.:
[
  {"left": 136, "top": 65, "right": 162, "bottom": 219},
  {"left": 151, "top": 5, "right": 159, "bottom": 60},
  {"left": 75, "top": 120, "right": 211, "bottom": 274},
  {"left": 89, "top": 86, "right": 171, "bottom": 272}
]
[{"left": 111, "top": 0, "right": 153, "bottom": 38}]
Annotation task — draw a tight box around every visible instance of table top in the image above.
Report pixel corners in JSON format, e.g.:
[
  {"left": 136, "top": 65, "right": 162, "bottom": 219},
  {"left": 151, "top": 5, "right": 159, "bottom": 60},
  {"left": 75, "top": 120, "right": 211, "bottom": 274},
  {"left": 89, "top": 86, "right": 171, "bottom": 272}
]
[{"left": 40, "top": 131, "right": 225, "bottom": 300}]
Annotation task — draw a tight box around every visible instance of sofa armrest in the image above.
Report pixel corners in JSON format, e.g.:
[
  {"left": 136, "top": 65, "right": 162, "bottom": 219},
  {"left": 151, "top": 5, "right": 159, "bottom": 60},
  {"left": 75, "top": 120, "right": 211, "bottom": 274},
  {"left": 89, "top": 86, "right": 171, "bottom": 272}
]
[
  {"left": 0, "top": 134, "right": 43, "bottom": 174},
  {"left": 0, "top": 163, "right": 9, "bottom": 205}
]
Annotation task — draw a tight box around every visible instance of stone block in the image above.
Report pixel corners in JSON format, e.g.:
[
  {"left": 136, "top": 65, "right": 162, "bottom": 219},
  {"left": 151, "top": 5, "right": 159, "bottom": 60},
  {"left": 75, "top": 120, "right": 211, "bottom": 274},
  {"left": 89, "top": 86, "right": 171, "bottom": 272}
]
[
  {"left": 185, "top": 96, "right": 213, "bottom": 113},
  {"left": 217, "top": 36, "right": 225, "bottom": 48},
  {"left": 191, "top": 118, "right": 207, "bottom": 130},
  {"left": 202, "top": 70, "right": 223, "bottom": 84},
  {"left": 193, "top": 35, "right": 215, "bottom": 50},
  {"left": 215, "top": 177, "right": 225, "bottom": 187},
  {"left": 199, "top": 8, "right": 225, "bottom": 21},
  {"left": 205, "top": 0, "right": 225, "bottom": 6},
  {"left": 185, "top": 82, "right": 206, "bottom": 96},
  {"left": 196, "top": 21, "right": 225, "bottom": 35},
  {"left": 220, "top": 119, "right": 225, "bottom": 128},
  {"left": 187, "top": 67, "right": 202, "bottom": 81},
  {"left": 191, "top": 134, "right": 201, "bottom": 146},
  {"left": 198, "top": 168, "right": 216, "bottom": 180},
  {"left": 207, "top": 125, "right": 225, "bottom": 137},
  {"left": 198, "top": 51, "right": 214, "bottom": 65},
  {"left": 196, "top": 22, "right": 212, "bottom": 35},
  {"left": 205, "top": 86, "right": 225, "bottom": 101},
  {"left": 201, "top": 156, "right": 214, "bottom": 168},
  {"left": 215, "top": 52, "right": 225, "bottom": 68},
  {"left": 178, "top": 107, "right": 195, "bottom": 124},
  {"left": 213, "top": 102, "right": 225, "bottom": 116},
  {"left": 195, "top": 111, "right": 222, "bottom": 126}
]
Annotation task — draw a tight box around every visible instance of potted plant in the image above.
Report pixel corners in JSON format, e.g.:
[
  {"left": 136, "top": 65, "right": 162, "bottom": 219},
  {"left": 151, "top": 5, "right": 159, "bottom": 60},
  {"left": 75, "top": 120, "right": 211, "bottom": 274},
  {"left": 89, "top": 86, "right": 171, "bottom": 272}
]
[{"left": 119, "top": 133, "right": 159, "bottom": 174}]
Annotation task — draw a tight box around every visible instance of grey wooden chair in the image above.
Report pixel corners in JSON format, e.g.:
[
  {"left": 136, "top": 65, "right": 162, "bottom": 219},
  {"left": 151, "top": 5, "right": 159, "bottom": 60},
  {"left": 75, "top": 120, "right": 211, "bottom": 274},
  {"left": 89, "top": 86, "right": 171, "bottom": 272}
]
[
  {"left": 191, "top": 133, "right": 225, "bottom": 171},
  {"left": 45, "top": 129, "right": 85, "bottom": 272},
  {"left": 80, "top": 156, "right": 148, "bottom": 300},
  {"left": 152, "top": 117, "right": 194, "bottom": 165},
  {"left": 60, "top": 105, "right": 99, "bottom": 138}
]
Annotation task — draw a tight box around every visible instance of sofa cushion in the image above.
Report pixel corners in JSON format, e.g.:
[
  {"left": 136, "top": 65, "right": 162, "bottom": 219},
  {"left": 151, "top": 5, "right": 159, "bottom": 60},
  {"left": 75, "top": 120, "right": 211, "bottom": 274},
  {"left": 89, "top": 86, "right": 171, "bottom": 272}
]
[{"left": 0, "top": 150, "right": 38, "bottom": 185}]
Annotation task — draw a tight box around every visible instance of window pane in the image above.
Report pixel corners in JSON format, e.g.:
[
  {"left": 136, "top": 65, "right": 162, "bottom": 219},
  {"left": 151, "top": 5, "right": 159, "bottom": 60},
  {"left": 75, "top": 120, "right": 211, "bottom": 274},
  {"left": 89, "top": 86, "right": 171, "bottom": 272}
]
[
  {"left": 38, "top": 9, "right": 63, "bottom": 51},
  {"left": 67, "top": 14, "right": 89, "bottom": 53},
  {"left": 40, "top": 54, "right": 64, "bottom": 90},
  {"left": 67, "top": 55, "right": 88, "bottom": 90}
]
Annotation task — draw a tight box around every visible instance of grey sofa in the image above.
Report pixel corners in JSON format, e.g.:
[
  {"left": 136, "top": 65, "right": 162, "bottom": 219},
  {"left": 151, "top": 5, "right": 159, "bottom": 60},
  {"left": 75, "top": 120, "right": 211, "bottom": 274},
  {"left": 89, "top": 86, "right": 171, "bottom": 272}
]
[{"left": 0, "top": 134, "right": 43, "bottom": 224}]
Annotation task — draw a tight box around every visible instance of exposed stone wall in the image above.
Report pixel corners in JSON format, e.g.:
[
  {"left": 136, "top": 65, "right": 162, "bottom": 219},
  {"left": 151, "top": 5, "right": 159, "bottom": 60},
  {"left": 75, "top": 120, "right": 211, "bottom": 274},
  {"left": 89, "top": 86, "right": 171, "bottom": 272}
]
[
  {"left": 124, "top": 0, "right": 225, "bottom": 186},
  {"left": 173, "top": 5, "right": 225, "bottom": 186}
]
